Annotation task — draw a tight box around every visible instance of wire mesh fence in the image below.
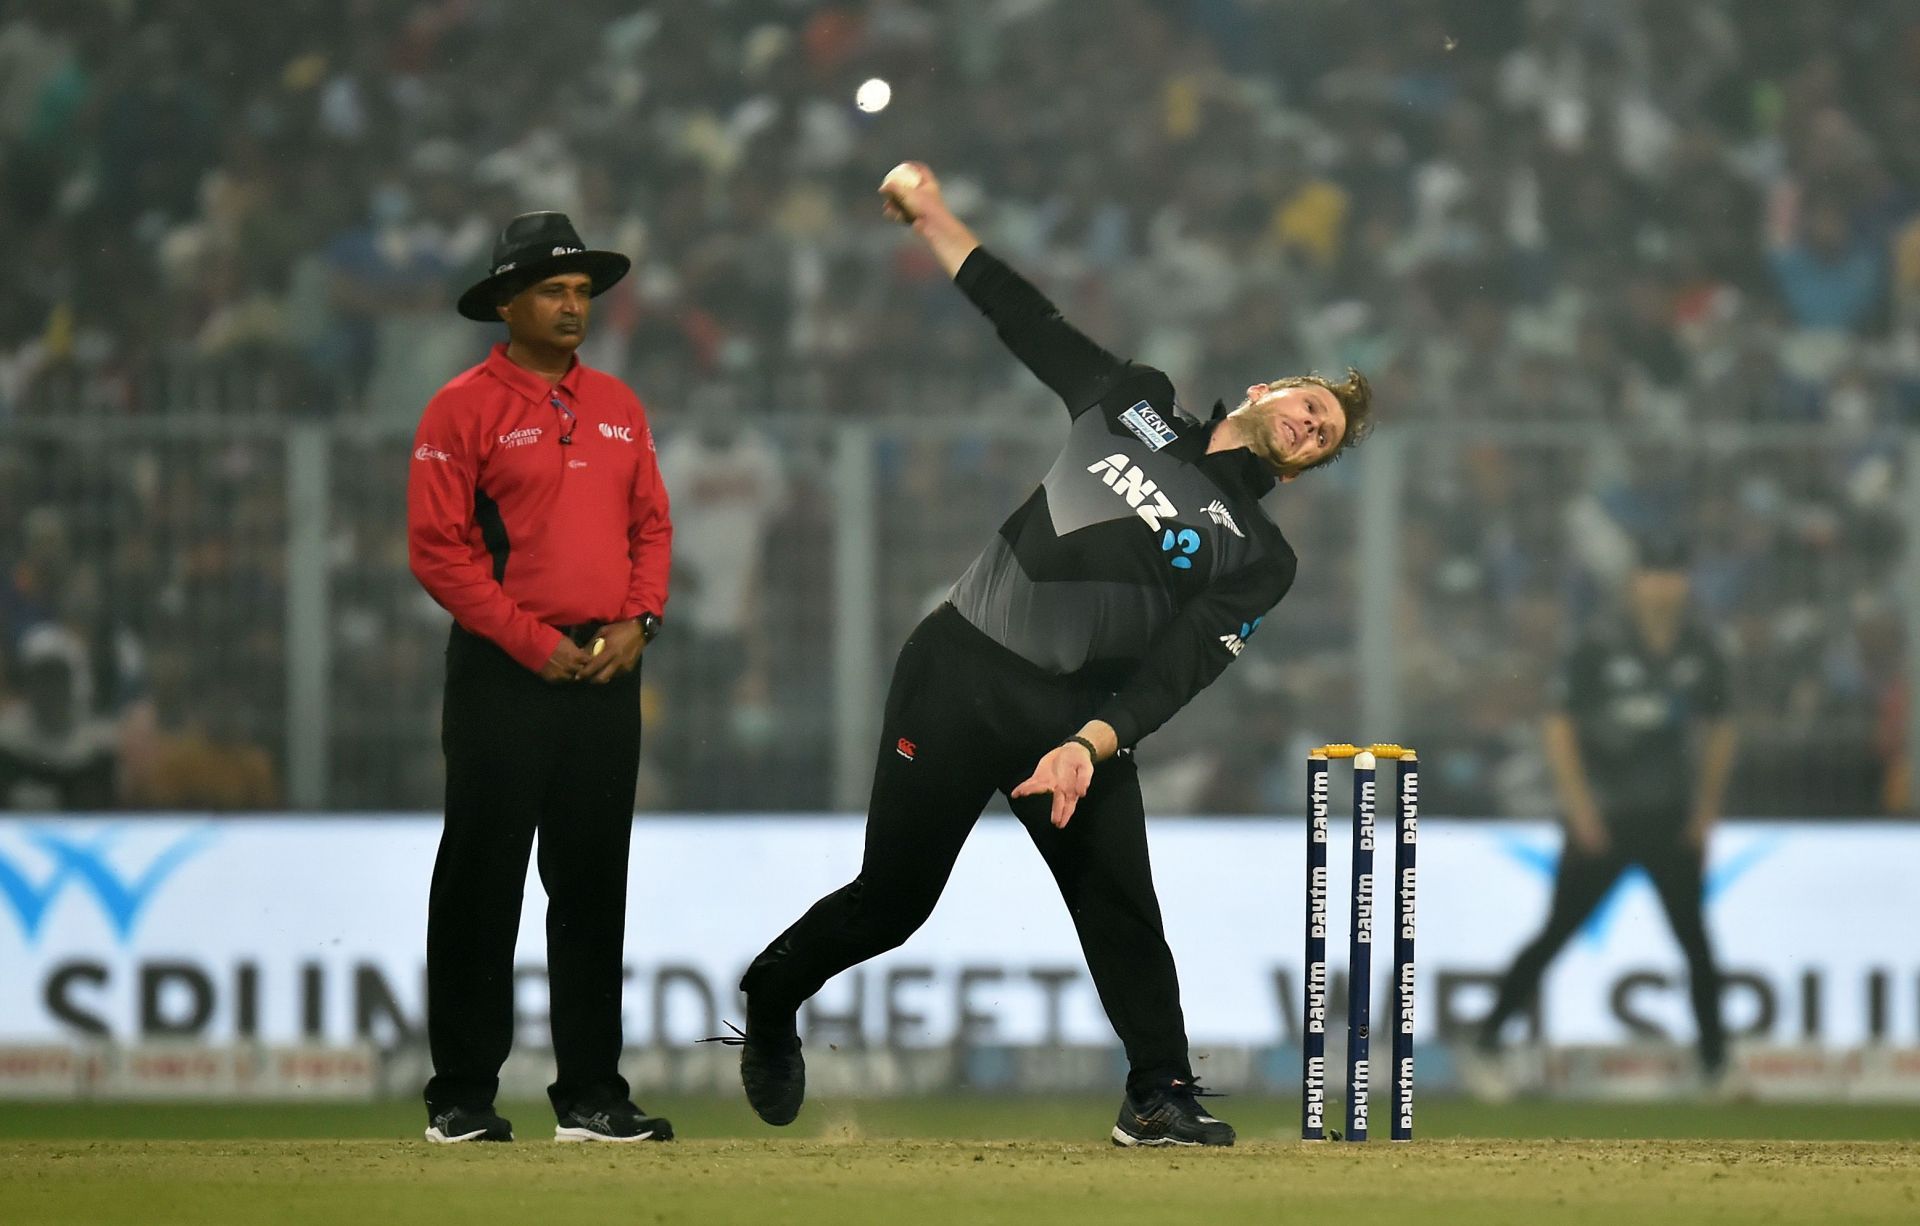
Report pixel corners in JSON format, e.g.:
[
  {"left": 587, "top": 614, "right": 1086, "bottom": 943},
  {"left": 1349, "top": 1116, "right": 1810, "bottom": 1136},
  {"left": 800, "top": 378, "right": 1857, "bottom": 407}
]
[{"left": 0, "top": 417, "right": 1912, "bottom": 817}]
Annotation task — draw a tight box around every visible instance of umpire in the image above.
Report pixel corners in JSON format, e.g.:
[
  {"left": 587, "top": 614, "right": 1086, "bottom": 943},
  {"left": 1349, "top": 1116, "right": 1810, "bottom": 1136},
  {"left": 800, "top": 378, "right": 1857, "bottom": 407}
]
[
  {"left": 725, "top": 164, "right": 1373, "bottom": 1148},
  {"left": 407, "top": 212, "right": 673, "bottom": 1143},
  {"left": 1477, "top": 538, "right": 1736, "bottom": 1081}
]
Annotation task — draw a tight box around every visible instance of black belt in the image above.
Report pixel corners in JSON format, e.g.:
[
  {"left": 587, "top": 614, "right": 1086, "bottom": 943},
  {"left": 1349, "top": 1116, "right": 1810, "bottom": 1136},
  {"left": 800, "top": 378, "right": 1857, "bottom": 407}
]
[{"left": 555, "top": 622, "right": 607, "bottom": 648}]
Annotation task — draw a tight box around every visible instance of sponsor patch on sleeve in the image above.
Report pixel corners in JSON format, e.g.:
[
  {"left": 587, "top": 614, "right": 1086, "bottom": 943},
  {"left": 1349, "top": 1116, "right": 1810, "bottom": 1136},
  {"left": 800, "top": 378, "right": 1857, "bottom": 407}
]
[
  {"left": 1218, "top": 617, "right": 1263, "bottom": 657},
  {"left": 1119, "top": 401, "right": 1179, "bottom": 452}
]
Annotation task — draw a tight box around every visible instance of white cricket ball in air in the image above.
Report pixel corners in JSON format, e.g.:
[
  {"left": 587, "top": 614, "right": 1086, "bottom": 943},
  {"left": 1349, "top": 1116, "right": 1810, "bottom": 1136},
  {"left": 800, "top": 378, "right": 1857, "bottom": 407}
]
[{"left": 855, "top": 77, "right": 892, "bottom": 113}]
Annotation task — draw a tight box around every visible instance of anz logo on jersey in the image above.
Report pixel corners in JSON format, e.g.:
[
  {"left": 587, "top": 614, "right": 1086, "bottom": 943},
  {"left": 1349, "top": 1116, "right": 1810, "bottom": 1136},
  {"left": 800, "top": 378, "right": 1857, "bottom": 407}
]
[{"left": 1086, "top": 453, "right": 1179, "bottom": 531}]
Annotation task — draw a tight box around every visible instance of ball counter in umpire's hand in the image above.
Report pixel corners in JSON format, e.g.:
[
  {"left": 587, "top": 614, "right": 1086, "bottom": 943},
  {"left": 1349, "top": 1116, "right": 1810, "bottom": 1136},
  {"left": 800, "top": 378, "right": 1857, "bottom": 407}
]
[{"left": 727, "top": 159, "right": 1376, "bottom": 1148}]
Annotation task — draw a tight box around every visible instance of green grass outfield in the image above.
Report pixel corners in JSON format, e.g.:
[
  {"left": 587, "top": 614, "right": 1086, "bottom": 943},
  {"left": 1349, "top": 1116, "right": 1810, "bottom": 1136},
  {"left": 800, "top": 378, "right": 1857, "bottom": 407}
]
[{"left": 3, "top": 1099, "right": 1916, "bottom": 1226}]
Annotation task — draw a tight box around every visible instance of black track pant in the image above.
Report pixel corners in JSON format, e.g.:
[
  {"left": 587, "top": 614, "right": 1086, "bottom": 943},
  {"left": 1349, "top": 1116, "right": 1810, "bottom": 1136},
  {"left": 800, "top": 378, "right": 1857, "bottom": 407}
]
[
  {"left": 1482, "top": 831, "right": 1725, "bottom": 1068},
  {"left": 424, "top": 625, "right": 642, "bottom": 1116},
  {"left": 742, "top": 605, "right": 1193, "bottom": 1094}
]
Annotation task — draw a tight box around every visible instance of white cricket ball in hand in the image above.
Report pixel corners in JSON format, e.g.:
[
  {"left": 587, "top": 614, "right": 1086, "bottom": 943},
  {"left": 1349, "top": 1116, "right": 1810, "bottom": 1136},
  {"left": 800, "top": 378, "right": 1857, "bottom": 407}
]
[
  {"left": 883, "top": 162, "right": 924, "bottom": 193},
  {"left": 855, "top": 77, "right": 892, "bottom": 113}
]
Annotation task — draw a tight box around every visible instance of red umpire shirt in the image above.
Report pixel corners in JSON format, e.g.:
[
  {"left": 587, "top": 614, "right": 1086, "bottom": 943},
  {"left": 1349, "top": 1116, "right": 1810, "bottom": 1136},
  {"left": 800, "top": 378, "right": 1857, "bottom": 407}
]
[{"left": 407, "top": 342, "right": 672, "bottom": 669}]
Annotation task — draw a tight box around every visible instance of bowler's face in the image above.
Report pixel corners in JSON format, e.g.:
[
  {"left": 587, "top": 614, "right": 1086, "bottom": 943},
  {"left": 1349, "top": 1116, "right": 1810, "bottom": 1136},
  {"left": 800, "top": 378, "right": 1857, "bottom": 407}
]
[
  {"left": 1244, "top": 383, "right": 1346, "bottom": 475},
  {"left": 500, "top": 272, "right": 592, "bottom": 350}
]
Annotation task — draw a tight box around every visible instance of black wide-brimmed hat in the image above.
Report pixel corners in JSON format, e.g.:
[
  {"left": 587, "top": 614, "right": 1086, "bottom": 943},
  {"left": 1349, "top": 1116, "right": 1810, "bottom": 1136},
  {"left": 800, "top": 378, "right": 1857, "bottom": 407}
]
[{"left": 456, "top": 211, "right": 631, "bottom": 321}]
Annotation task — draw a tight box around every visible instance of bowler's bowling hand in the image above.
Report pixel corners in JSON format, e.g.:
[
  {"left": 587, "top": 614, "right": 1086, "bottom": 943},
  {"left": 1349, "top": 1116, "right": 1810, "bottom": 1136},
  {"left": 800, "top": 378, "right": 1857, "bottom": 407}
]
[
  {"left": 539, "top": 639, "right": 592, "bottom": 683},
  {"left": 879, "top": 161, "right": 942, "bottom": 225},
  {"left": 1011, "top": 743, "right": 1096, "bottom": 829},
  {"left": 578, "top": 620, "right": 646, "bottom": 684}
]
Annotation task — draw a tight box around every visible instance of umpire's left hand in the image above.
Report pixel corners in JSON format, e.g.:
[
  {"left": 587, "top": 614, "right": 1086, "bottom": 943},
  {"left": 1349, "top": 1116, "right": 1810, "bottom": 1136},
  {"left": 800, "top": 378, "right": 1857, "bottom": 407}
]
[{"left": 578, "top": 620, "right": 647, "bottom": 684}]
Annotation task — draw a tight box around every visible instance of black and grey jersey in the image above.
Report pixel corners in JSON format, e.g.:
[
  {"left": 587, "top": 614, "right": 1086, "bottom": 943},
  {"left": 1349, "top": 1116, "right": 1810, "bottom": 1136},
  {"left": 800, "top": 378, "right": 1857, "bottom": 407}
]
[
  {"left": 1553, "top": 618, "right": 1730, "bottom": 823},
  {"left": 945, "top": 248, "right": 1297, "bottom": 750}
]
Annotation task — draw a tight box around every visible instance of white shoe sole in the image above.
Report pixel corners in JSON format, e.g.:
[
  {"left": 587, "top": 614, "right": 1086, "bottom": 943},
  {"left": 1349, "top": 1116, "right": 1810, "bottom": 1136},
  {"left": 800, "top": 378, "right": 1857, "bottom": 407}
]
[
  {"left": 426, "top": 1126, "right": 501, "bottom": 1143},
  {"left": 1110, "top": 1126, "right": 1201, "bottom": 1148},
  {"left": 555, "top": 1126, "right": 657, "bottom": 1143}
]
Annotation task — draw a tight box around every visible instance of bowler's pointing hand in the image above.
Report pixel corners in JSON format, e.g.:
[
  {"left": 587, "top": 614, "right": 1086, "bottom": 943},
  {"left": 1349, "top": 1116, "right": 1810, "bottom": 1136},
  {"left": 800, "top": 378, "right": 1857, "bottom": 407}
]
[{"left": 1011, "top": 742, "right": 1096, "bottom": 829}]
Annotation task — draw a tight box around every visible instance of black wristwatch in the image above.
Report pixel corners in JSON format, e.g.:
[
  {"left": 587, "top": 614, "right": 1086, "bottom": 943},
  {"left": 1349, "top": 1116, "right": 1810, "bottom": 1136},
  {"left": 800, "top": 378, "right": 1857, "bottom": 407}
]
[{"left": 636, "top": 612, "right": 662, "bottom": 643}]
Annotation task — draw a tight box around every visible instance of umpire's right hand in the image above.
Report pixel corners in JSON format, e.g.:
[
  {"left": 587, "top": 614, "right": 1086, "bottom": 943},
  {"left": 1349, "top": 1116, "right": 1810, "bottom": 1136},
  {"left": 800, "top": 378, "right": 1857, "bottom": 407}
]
[{"left": 539, "top": 638, "right": 592, "bottom": 683}]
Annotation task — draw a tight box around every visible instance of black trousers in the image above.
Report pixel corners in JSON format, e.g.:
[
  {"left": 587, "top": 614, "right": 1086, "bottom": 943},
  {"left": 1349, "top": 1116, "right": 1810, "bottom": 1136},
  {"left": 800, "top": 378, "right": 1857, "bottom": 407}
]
[
  {"left": 742, "top": 605, "right": 1193, "bottom": 1094},
  {"left": 424, "top": 625, "right": 643, "bottom": 1115},
  {"left": 1483, "top": 830, "right": 1725, "bottom": 1067}
]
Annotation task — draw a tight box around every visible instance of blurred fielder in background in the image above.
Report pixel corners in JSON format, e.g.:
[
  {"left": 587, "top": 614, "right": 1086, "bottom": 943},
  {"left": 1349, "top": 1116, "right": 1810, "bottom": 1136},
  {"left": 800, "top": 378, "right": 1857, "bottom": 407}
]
[
  {"left": 1477, "top": 537, "right": 1736, "bottom": 1082},
  {"left": 722, "top": 162, "right": 1373, "bottom": 1148}
]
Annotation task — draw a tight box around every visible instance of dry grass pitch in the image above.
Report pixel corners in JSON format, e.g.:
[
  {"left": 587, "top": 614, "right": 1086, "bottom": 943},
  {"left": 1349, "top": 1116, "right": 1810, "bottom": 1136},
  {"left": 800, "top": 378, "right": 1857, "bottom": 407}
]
[{"left": 3, "top": 1100, "right": 1915, "bottom": 1225}]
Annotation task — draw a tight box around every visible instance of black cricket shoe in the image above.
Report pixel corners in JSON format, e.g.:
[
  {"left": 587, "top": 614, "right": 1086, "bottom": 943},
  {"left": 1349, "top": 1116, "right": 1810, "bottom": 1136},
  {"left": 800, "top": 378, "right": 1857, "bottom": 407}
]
[
  {"left": 554, "top": 1101, "right": 674, "bottom": 1143},
  {"left": 424, "top": 1105, "right": 514, "bottom": 1144},
  {"left": 1111, "top": 1080, "right": 1236, "bottom": 1148},
  {"left": 702, "top": 1017, "right": 805, "bottom": 1126}
]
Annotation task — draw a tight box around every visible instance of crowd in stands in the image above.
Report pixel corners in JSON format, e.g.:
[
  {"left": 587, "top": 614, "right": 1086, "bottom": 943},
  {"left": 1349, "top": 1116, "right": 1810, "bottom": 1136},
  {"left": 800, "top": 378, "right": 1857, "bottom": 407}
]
[{"left": 2, "top": 0, "right": 1916, "bottom": 814}]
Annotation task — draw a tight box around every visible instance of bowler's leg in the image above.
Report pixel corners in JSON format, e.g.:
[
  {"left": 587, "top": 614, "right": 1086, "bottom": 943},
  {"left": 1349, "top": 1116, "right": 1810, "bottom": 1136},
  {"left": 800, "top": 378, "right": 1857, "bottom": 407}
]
[
  {"left": 1009, "top": 756, "right": 1190, "bottom": 1096},
  {"left": 734, "top": 621, "right": 999, "bottom": 1125},
  {"left": 742, "top": 634, "right": 996, "bottom": 1010}
]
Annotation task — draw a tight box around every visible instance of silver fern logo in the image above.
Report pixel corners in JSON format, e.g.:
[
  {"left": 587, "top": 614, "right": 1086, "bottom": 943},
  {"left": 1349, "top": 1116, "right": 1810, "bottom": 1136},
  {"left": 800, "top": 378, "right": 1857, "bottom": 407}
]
[{"left": 1203, "top": 500, "right": 1244, "bottom": 538}]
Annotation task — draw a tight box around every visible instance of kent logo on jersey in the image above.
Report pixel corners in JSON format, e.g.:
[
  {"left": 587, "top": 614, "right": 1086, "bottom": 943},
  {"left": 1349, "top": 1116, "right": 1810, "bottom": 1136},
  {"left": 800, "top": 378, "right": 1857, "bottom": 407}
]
[{"left": 1119, "top": 401, "right": 1179, "bottom": 452}]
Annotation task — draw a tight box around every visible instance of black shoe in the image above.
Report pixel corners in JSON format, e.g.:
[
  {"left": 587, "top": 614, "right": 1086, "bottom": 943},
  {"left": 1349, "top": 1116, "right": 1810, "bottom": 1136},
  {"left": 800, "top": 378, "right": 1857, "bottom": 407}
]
[
  {"left": 424, "top": 1105, "right": 513, "bottom": 1143},
  {"left": 703, "top": 1016, "right": 805, "bottom": 1126},
  {"left": 1111, "top": 1080, "right": 1236, "bottom": 1148},
  {"left": 554, "top": 1101, "right": 674, "bottom": 1143}
]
